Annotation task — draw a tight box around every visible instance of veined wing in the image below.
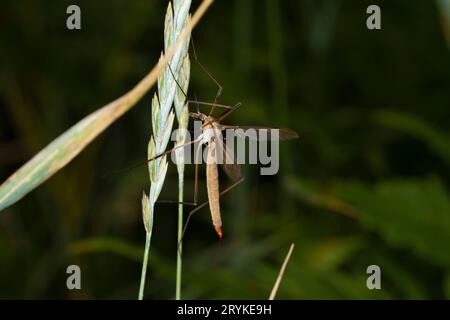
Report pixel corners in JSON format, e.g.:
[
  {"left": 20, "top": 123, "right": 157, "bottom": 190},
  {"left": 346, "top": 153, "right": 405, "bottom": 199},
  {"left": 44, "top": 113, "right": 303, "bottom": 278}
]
[{"left": 214, "top": 129, "right": 242, "bottom": 182}]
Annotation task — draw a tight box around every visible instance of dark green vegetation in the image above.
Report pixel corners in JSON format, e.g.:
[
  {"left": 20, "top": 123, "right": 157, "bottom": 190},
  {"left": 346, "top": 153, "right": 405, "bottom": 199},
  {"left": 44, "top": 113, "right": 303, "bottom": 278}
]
[{"left": 1, "top": 0, "right": 449, "bottom": 299}]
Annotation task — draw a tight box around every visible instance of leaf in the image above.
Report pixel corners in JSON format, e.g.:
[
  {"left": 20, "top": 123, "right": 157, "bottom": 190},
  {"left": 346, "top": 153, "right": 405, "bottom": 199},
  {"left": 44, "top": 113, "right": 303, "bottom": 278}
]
[
  {"left": 335, "top": 178, "right": 450, "bottom": 267},
  {"left": 284, "top": 177, "right": 359, "bottom": 219},
  {"left": 373, "top": 109, "right": 450, "bottom": 166},
  {"left": 0, "top": 0, "right": 215, "bottom": 212},
  {"left": 306, "top": 237, "right": 363, "bottom": 272},
  {"left": 287, "top": 176, "right": 450, "bottom": 267}
]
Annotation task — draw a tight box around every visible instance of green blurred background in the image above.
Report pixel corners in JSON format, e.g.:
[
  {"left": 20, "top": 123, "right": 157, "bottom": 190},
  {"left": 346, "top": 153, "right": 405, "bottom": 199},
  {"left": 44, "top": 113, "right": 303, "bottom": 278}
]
[{"left": 1, "top": 0, "right": 450, "bottom": 299}]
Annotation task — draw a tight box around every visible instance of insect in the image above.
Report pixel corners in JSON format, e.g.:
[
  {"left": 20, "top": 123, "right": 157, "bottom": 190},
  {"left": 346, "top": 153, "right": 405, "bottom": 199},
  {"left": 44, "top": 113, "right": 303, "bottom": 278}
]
[
  {"left": 111, "top": 40, "right": 299, "bottom": 240},
  {"left": 150, "top": 99, "right": 299, "bottom": 241}
]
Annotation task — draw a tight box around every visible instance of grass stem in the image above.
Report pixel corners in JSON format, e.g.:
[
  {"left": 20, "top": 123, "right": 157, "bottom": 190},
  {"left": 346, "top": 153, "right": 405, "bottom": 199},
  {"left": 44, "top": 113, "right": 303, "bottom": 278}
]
[
  {"left": 176, "top": 175, "right": 184, "bottom": 300},
  {"left": 138, "top": 231, "right": 152, "bottom": 300},
  {"left": 269, "top": 243, "right": 295, "bottom": 300}
]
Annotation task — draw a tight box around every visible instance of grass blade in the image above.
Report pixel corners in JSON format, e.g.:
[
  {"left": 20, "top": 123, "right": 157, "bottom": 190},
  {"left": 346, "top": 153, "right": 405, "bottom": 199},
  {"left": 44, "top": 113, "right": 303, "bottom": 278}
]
[
  {"left": 0, "top": 0, "right": 214, "bottom": 212},
  {"left": 269, "top": 243, "right": 295, "bottom": 300}
]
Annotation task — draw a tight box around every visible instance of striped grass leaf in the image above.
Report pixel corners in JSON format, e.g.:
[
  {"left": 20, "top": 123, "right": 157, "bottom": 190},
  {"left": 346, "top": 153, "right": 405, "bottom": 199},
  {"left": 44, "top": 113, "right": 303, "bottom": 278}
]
[{"left": 0, "top": 0, "right": 214, "bottom": 212}]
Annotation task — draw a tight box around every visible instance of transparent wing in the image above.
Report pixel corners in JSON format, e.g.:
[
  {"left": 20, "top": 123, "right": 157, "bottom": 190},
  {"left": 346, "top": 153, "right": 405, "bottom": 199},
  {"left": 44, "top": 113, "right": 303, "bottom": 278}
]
[
  {"left": 221, "top": 162, "right": 242, "bottom": 182},
  {"left": 214, "top": 130, "right": 242, "bottom": 182}
]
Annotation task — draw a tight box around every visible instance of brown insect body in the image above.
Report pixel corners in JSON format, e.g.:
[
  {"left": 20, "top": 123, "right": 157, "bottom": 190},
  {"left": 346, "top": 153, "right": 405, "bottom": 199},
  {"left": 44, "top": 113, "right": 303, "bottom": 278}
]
[
  {"left": 200, "top": 117, "right": 224, "bottom": 239},
  {"left": 206, "top": 145, "right": 222, "bottom": 239},
  {"left": 194, "top": 111, "right": 298, "bottom": 240}
]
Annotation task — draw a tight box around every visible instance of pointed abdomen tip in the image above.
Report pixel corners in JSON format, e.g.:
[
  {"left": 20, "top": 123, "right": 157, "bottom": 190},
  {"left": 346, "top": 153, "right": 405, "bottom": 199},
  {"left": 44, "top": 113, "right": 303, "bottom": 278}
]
[{"left": 216, "top": 226, "right": 223, "bottom": 240}]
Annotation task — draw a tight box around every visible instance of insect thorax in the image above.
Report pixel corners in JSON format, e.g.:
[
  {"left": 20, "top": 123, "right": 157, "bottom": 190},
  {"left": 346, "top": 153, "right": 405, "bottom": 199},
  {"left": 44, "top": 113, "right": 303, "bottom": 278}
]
[{"left": 201, "top": 119, "right": 221, "bottom": 145}]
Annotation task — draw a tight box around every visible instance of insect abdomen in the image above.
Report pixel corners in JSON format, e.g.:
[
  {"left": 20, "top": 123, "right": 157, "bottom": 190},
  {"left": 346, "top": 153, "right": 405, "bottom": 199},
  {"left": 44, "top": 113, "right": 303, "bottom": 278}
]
[{"left": 206, "top": 147, "right": 222, "bottom": 239}]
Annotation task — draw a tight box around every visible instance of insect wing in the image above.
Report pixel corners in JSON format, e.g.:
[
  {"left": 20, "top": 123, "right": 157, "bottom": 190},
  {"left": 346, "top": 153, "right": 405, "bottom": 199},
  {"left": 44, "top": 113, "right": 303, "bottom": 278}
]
[{"left": 214, "top": 129, "right": 242, "bottom": 182}]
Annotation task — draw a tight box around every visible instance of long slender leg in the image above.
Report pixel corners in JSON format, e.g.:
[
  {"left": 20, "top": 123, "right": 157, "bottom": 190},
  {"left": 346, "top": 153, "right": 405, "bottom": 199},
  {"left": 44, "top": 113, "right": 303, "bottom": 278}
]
[
  {"left": 177, "top": 177, "right": 245, "bottom": 251},
  {"left": 193, "top": 141, "right": 202, "bottom": 204},
  {"left": 216, "top": 102, "right": 243, "bottom": 122},
  {"left": 187, "top": 100, "right": 235, "bottom": 110},
  {"left": 201, "top": 102, "right": 242, "bottom": 128},
  {"left": 168, "top": 44, "right": 223, "bottom": 117},
  {"left": 103, "top": 138, "right": 200, "bottom": 178},
  {"left": 167, "top": 49, "right": 236, "bottom": 118},
  {"left": 190, "top": 37, "right": 223, "bottom": 116},
  {"left": 187, "top": 100, "right": 240, "bottom": 129},
  {"left": 168, "top": 38, "right": 241, "bottom": 120},
  {"left": 194, "top": 92, "right": 200, "bottom": 113},
  {"left": 168, "top": 63, "right": 188, "bottom": 100}
]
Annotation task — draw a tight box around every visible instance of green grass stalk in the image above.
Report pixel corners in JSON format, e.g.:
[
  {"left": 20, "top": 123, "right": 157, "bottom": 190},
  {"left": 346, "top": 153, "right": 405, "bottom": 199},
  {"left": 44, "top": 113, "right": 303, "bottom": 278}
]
[
  {"left": 138, "top": 231, "right": 152, "bottom": 299},
  {"left": 138, "top": 0, "right": 192, "bottom": 300},
  {"left": 176, "top": 176, "right": 184, "bottom": 299}
]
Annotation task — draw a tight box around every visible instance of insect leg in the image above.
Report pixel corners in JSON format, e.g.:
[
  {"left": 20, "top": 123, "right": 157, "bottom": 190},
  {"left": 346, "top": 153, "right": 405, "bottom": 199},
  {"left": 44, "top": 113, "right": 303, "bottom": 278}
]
[
  {"left": 167, "top": 42, "right": 224, "bottom": 117},
  {"left": 216, "top": 102, "right": 243, "bottom": 122},
  {"left": 200, "top": 102, "right": 243, "bottom": 129},
  {"left": 190, "top": 36, "right": 223, "bottom": 116},
  {"left": 186, "top": 100, "right": 235, "bottom": 110},
  {"left": 102, "top": 138, "right": 200, "bottom": 178},
  {"left": 177, "top": 177, "right": 245, "bottom": 252}
]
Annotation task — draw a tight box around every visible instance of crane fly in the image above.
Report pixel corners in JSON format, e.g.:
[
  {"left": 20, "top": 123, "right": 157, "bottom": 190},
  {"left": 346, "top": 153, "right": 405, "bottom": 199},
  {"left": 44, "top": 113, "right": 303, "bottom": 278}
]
[
  {"left": 148, "top": 101, "right": 299, "bottom": 241},
  {"left": 111, "top": 38, "right": 299, "bottom": 241}
]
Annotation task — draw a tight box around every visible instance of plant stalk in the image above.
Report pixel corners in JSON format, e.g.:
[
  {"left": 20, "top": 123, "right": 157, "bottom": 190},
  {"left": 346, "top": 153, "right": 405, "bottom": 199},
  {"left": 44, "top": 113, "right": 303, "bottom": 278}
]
[
  {"left": 138, "top": 230, "right": 152, "bottom": 300},
  {"left": 176, "top": 174, "right": 184, "bottom": 300}
]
